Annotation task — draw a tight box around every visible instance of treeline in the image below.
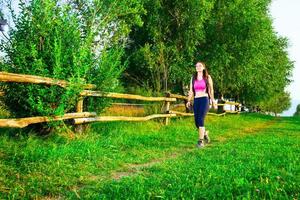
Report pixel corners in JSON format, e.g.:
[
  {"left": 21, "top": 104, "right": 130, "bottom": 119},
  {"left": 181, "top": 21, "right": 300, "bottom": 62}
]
[
  {"left": 0, "top": 0, "right": 293, "bottom": 126},
  {"left": 123, "top": 0, "right": 293, "bottom": 114}
]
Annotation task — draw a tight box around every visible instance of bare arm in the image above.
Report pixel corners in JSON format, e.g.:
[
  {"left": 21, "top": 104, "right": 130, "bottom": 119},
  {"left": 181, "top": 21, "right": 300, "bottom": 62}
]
[
  {"left": 186, "top": 77, "right": 193, "bottom": 108},
  {"left": 208, "top": 75, "right": 216, "bottom": 106},
  {"left": 187, "top": 77, "right": 193, "bottom": 102}
]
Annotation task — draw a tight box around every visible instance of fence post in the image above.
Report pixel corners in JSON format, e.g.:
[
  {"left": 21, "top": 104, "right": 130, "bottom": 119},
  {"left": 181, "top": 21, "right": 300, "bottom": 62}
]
[
  {"left": 165, "top": 101, "right": 170, "bottom": 125},
  {"left": 75, "top": 97, "right": 84, "bottom": 133},
  {"left": 165, "top": 92, "right": 171, "bottom": 125}
]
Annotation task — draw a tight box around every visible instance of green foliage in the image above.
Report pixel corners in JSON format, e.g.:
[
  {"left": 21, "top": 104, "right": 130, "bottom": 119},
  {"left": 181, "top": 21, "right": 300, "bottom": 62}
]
[
  {"left": 1, "top": 1, "right": 82, "bottom": 119},
  {"left": 258, "top": 91, "right": 291, "bottom": 116},
  {"left": 294, "top": 104, "right": 300, "bottom": 116},
  {"left": 0, "top": 98, "right": 10, "bottom": 118},
  {"left": 0, "top": 0, "right": 295, "bottom": 129},
  {"left": 0, "top": 114, "right": 299, "bottom": 198},
  {"left": 125, "top": 86, "right": 165, "bottom": 116},
  {"left": 124, "top": 0, "right": 215, "bottom": 93},
  {"left": 0, "top": 0, "right": 3, "bottom": 19},
  {"left": 201, "top": 0, "right": 293, "bottom": 105},
  {"left": 123, "top": 0, "right": 293, "bottom": 109},
  {"left": 0, "top": 0, "right": 144, "bottom": 129}
]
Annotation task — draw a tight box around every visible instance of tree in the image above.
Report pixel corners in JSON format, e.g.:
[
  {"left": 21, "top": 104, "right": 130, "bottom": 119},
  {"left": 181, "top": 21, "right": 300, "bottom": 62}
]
[
  {"left": 200, "top": 0, "right": 293, "bottom": 105},
  {"left": 0, "top": 0, "right": 144, "bottom": 131},
  {"left": 294, "top": 104, "right": 300, "bottom": 116},
  {"left": 123, "top": 0, "right": 215, "bottom": 94},
  {"left": 123, "top": 0, "right": 293, "bottom": 111},
  {"left": 259, "top": 91, "right": 291, "bottom": 116}
]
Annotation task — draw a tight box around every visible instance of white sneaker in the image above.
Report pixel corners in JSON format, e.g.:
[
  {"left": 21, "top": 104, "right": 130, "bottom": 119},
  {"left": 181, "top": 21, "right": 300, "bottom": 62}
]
[
  {"left": 196, "top": 140, "right": 205, "bottom": 148},
  {"left": 204, "top": 131, "right": 210, "bottom": 143}
]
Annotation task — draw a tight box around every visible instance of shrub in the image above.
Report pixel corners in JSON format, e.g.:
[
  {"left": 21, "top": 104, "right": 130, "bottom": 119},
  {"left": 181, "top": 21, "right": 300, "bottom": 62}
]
[{"left": 0, "top": 0, "right": 144, "bottom": 131}]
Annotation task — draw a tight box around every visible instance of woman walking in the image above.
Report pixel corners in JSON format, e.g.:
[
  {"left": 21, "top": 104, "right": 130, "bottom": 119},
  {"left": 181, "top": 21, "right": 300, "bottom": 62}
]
[{"left": 186, "top": 61, "right": 217, "bottom": 148}]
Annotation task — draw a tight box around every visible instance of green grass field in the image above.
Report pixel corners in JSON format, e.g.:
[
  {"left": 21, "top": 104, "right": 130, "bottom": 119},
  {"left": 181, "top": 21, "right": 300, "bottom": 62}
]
[{"left": 0, "top": 114, "right": 299, "bottom": 199}]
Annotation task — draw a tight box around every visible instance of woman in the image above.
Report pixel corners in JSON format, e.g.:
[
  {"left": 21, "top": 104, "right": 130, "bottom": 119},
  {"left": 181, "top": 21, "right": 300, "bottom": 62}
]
[{"left": 186, "top": 61, "right": 217, "bottom": 148}]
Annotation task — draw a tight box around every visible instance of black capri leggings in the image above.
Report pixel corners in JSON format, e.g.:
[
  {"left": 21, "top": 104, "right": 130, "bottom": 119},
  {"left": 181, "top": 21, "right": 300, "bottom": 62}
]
[{"left": 193, "top": 96, "right": 209, "bottom": 128}]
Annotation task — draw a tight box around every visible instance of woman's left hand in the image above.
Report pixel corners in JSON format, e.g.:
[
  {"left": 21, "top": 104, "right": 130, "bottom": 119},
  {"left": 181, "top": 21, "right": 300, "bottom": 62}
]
[{"left": 212, "top": 102, "right": 217, "bottom": 110}]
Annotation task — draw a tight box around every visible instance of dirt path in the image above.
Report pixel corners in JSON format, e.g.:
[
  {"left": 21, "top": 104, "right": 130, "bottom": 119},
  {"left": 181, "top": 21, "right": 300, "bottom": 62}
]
[{"left": 111, "top": 118, "right": 279, "bottom": 181}]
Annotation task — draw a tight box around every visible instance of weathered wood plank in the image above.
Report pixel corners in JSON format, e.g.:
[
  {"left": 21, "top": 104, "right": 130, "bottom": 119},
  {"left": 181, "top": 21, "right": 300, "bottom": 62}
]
[
  {"left": 165, "top": 101, "right": 171, "bottom": 125},
  {"left": 169, "top": 110, "right": 194, "bottom": 116},
  {"left": 0, "top": 112, "right": 96, "bottom": 128},
  {"left": 80, "top": 90, "right": 177, "bottom": 102},
  {"left": 169, "top": 110, "right": 226, "bottom": 117},
  {"left": 75, "top": 97, "right": 85, "bottom": 133},
  {"left": 168, "top": 93, "right": 188, "bottom": 100},
  {"left": 74, "top": 114, "right": 177, "bottom": 124},
  {"left": 225, "top": 110, "right": 240, "bottom": 114},
  {"left": 0, "top": 72, "right": 95, "bottom": 89}
]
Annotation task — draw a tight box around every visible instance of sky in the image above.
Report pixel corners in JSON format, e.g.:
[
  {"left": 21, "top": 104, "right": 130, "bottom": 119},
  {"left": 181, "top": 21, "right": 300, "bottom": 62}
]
[{"left": 269, "top": 0, "right": 300, "bottom": 115}]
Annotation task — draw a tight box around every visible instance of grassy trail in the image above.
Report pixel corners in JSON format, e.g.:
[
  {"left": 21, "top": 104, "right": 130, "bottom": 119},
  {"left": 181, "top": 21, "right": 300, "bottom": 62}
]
[
  {"left": 0, "top": 114, "right": 299, "bottom": 199},
  {"left": 110, "top": 116, "right": 279, "bottom": 181}
]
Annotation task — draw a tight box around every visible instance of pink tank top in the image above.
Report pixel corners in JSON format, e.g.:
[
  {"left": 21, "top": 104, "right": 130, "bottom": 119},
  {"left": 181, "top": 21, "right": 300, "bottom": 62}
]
[{"left": 194, "top": 79, "right": 206, "bottom": 92}]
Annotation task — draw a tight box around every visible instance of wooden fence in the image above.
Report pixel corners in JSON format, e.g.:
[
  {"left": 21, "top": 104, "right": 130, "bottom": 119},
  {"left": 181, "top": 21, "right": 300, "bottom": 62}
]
[{"left": 0, "top": 71, "right": 240, "bottom": 130}]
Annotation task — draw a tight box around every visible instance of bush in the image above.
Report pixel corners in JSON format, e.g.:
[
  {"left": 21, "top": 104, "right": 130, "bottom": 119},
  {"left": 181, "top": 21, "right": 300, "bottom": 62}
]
[{"left": 0, "top": 0, "right": 144, "bottom": 131}]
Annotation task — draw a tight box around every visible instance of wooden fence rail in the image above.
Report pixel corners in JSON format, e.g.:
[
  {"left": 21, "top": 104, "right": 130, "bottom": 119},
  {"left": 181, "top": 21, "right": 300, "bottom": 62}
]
[
  {"left": 0, "top": 71, "right": 239, "bottom": 130},
  {"left": 74, "top": 114, "right": 177, "bottom": 125},
  {"left": 0, "top": 112, "right": 96, "bottom": 128},
  {"left": 0, "top": 72, "right": 96, "bottom": 89},
  {"left": 80, "top": 90, "right": 176, "bottom": 102},
  {"left": 167, "top": 93, "right": 188, "bottom": 100}
]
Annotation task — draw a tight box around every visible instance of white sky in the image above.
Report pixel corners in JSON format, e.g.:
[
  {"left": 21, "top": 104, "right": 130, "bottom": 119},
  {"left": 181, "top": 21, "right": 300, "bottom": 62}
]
[{"left": 269, "top": 0, "right": 300, "bottom": 101}]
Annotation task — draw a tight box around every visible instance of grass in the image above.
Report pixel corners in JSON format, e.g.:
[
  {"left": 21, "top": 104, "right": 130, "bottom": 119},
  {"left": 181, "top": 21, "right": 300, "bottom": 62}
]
[
  {"left": 103, "top": 104, "right": 145, "bottom": 117},
  {"left": 0, "top": 114, "right": 299, "bottom": 199}
]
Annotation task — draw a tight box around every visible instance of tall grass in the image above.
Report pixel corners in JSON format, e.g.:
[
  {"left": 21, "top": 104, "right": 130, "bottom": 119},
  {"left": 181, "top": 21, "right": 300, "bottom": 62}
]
[
  {"left": 98, "top": 117, "right": 299, "bottom": 199},
  {"left": 0, "top": 114, "right": 299, "bottom": 199},
  {"left": 0, "top": 99, "right": 10, "bottom": 118}
]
